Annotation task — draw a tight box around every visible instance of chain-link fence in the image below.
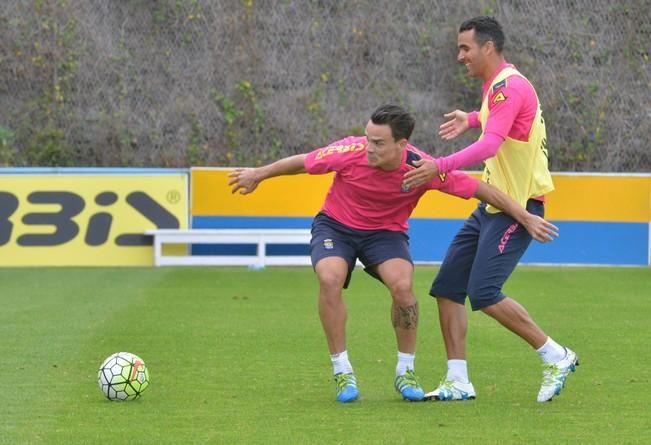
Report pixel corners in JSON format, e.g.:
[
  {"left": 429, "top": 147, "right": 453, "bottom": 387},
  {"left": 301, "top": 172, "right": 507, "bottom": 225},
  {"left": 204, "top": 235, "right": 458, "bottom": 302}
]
[{"left": 1, "top": 0, "right": 649, "bottom": 171}]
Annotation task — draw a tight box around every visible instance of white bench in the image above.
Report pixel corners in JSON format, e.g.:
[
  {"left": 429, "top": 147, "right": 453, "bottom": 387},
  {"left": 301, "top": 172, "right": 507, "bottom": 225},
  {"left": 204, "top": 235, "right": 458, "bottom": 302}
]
[{"left": 145, "top": 229, "right": 312, "bottom": 267}]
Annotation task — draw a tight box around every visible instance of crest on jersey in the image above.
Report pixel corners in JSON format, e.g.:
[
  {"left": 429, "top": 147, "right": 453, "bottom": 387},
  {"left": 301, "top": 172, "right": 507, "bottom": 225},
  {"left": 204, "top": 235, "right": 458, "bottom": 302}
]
[
  {"left": 323, "top": 239, "right": 334, "bottom": 250},
  {"left": 492, "top": 92, "right": 507, "bottom": 104}
]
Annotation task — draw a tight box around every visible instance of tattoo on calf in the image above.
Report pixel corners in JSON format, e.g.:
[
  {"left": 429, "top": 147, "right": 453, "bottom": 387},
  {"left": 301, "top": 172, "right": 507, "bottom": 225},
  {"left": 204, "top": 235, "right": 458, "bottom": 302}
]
[{"left": 392, "top": 302, "right": 419, "bottom": 329}]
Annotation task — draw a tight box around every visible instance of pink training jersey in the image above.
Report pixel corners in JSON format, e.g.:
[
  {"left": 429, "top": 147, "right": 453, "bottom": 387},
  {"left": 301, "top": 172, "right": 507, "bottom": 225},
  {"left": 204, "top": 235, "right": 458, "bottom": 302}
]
[
  {"left": 304, "top": 136, "right": 478, "bottom": 232},
  {"left": 436, "top": 60, "right": 539, "bottom": 174}
]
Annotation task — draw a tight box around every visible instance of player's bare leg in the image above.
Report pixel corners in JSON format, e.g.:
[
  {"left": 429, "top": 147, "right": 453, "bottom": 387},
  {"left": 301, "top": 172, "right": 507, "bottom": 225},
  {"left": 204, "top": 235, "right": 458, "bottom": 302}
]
[
  {"left": 425, "top": 297, "right": 476, "bottom": 401},
  {"left": 437, "top": 297, "right": 468, "bottom": 359},
  {"left": 376, "top": 258, "right": 418, "bottom": 352},
  {"left": 315, "top": 256, "right": 358, "bottom": 402},
  {"left": 315, "top": 256, "right": 350, "bottom": 354},
  {"left": 481, "top": 296, "right": 579, "bottom": 402},
  {"left": 376, "top": 259, "right": 424, "bottom": 401},
  {"left": 480, "top": 297, "right": 547, "bottom": 348}
]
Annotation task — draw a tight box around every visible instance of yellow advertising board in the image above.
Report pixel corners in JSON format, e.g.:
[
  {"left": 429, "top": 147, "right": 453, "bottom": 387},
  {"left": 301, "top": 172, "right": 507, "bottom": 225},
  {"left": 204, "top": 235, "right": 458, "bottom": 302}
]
[
  {"left": 0, "top": 174, "right": 188, "bottom": 266},
  {"left": 192, "top": 168, "right": 651, "bottom": 223}
]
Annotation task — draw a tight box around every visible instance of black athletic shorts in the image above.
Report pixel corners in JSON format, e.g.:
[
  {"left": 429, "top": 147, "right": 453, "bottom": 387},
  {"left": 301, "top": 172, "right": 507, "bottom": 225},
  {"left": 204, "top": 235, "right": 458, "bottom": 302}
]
[
  {"left": 430, "top": 199, "right": 544, "bottom": 310},
  {"left": 310, "top": 212, "right": 412, "bottom": 289}
]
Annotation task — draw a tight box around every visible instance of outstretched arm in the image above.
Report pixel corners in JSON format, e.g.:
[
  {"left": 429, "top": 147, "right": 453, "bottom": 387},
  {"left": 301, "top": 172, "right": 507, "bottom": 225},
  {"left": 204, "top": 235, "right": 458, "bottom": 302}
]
[
  {"left": 403, "top": 100, "right": 514, "bottom": 189},
  {"left": 402, "top": 110, "right": 486, "bottom": 188},
  {"left": 228, "top": 154, "right": 307, "bottom": 194},
  {"left": 400, "top": 110, "right": 473, "bottom": 188},
  {"left": 402, "top": 133, "right": 503, "bottom": 189},
  {"left": 473, "top": 181, "right": 558, "bottom": 243}
]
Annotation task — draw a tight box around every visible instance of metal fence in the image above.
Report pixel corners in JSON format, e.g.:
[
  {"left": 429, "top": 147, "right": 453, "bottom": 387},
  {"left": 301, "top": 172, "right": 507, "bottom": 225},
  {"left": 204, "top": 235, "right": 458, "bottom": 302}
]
[{"left": 1, "top": 0, "right": 649, "bottom": 171}]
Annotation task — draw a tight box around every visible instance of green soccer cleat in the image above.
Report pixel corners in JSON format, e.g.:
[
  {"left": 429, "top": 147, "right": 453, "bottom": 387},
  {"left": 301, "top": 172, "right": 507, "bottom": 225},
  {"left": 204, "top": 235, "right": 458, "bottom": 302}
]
[
  {"left": 537, "top": 347, "right": 579, "bottom": 402},
  {"left": 334, "top": 372, "right": 359, "bottom": 403},
  {"left": 424, "top": 379, "right": 476, "bottom": 401},
  {"left": 394, "top": 369, "right": 425, "bottom": 401}
]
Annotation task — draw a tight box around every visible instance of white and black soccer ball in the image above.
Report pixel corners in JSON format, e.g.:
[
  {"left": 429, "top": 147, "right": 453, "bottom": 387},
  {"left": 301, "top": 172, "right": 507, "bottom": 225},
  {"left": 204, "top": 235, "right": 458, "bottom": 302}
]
[{"left": 98, "top": 352, "right": 150, "bottom": 401}]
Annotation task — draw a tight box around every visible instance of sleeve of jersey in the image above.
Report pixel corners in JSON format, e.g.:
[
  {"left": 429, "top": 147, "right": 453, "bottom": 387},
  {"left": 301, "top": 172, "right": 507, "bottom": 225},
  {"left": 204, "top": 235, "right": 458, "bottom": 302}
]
[
  {"left": 467, "top": 111, "right": 480, "bottom": 128},
  {"left": 432, "top": 170, "right": 479, "bottom": 199},
  {"left": 482, "top": 82, "right": 525, "bottom": 139},
  {"left": 304, "top": 136, "right": 365, "bottom": 174},
  {"left": 435, "top": 133, "right": 504, "bottom": 174}
]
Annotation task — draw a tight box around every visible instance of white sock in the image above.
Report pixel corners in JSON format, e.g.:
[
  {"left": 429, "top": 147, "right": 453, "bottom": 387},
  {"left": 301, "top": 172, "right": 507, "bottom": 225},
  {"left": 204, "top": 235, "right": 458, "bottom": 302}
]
[
  {"left": 331, "top": 350, "right": 353, "bottom": 375},
  {"left": 446, "top": 359, "right": 469, "bottom": 383},
  {"left": 396, "top": 351, "right": 415, "bottom": 376},
  {"left": 536, "top": 337, "right": 566, "bottom": 364}
]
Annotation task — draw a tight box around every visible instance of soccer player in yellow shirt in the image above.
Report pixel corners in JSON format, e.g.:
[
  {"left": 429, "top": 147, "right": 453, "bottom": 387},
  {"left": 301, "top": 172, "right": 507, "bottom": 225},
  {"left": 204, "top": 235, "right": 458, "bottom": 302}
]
[{"left": 403, "top": 16, "right": 579, "bottom": 402}]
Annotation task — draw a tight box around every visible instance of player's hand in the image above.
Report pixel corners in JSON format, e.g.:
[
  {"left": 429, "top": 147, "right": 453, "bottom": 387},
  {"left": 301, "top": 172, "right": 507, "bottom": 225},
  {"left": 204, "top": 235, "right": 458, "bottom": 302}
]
[
  {"left": 402, "top": 159, "right": 439, "bottom": 189},
  {"left": 523, "top": 214, "right": 559, "bottom": 243},
  {"left": 439, "top": 110, "right": 470, "bottom": 140},
  {"left": 228, "top": 168, "right": 261, "bottom": 194}
]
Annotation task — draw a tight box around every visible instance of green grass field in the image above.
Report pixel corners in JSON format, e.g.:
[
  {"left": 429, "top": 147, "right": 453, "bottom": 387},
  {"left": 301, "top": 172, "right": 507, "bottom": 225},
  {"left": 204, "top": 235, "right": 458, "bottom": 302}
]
[{"left": 1, "top": 266, "right": 650, "bottom": 444}]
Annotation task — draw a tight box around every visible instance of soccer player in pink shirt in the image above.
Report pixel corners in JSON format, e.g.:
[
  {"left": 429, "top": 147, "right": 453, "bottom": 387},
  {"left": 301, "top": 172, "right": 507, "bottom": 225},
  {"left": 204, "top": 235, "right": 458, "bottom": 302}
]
[
  {"left": 402, "top": 16, "right": 579, "bottom": 402},
  {"left": 229, "top": 104, "right": 558, "bottom": 403}
]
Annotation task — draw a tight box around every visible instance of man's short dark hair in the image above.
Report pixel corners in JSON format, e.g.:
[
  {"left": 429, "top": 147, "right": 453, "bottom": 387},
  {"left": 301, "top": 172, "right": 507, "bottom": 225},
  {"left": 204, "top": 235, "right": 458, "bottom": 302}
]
[
  {"left": 370, "top": 104, "right": 415, "bottom": 141},
  {"left": 459, "top": 16, "right": 505, "bottom": 53}
]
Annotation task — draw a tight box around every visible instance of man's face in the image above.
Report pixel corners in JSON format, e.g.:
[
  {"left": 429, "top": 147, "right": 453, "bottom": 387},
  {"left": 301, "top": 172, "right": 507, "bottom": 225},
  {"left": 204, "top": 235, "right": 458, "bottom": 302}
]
[
  {"left": 364, "top": 120, "right": 406, "bottom": 170},
  {"left": 457, "top": 29, "right": 487, "bottom": 78}
]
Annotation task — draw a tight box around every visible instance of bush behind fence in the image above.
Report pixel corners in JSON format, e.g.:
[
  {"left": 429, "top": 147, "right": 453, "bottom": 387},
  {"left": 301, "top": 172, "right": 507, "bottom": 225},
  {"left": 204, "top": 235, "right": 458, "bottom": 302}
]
[{"left": 0, "top": 0, "right": 649, "bottom": 171}]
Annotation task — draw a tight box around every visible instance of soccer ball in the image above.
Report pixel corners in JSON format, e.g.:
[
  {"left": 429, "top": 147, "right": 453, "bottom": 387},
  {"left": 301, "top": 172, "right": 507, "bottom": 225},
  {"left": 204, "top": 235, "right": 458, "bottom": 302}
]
[{"left": 98, "top": 352, "right": 150, "bottom": 401}]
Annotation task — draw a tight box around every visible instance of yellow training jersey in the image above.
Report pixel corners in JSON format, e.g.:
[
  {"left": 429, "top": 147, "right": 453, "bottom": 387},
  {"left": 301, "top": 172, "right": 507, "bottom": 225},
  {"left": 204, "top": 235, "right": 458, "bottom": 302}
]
[{"left": 478, "top": 67, "right": 554, "bottom": 213}]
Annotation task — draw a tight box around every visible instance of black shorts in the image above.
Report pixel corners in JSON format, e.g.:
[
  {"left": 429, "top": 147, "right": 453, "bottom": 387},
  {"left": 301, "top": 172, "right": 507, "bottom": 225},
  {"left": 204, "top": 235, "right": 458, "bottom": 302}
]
[
  {"left": 310, "top": 212, "right": 412, "bottom": 289},
  {"left": 430, "top": 200, "right": 544, "bottom": 310}
]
